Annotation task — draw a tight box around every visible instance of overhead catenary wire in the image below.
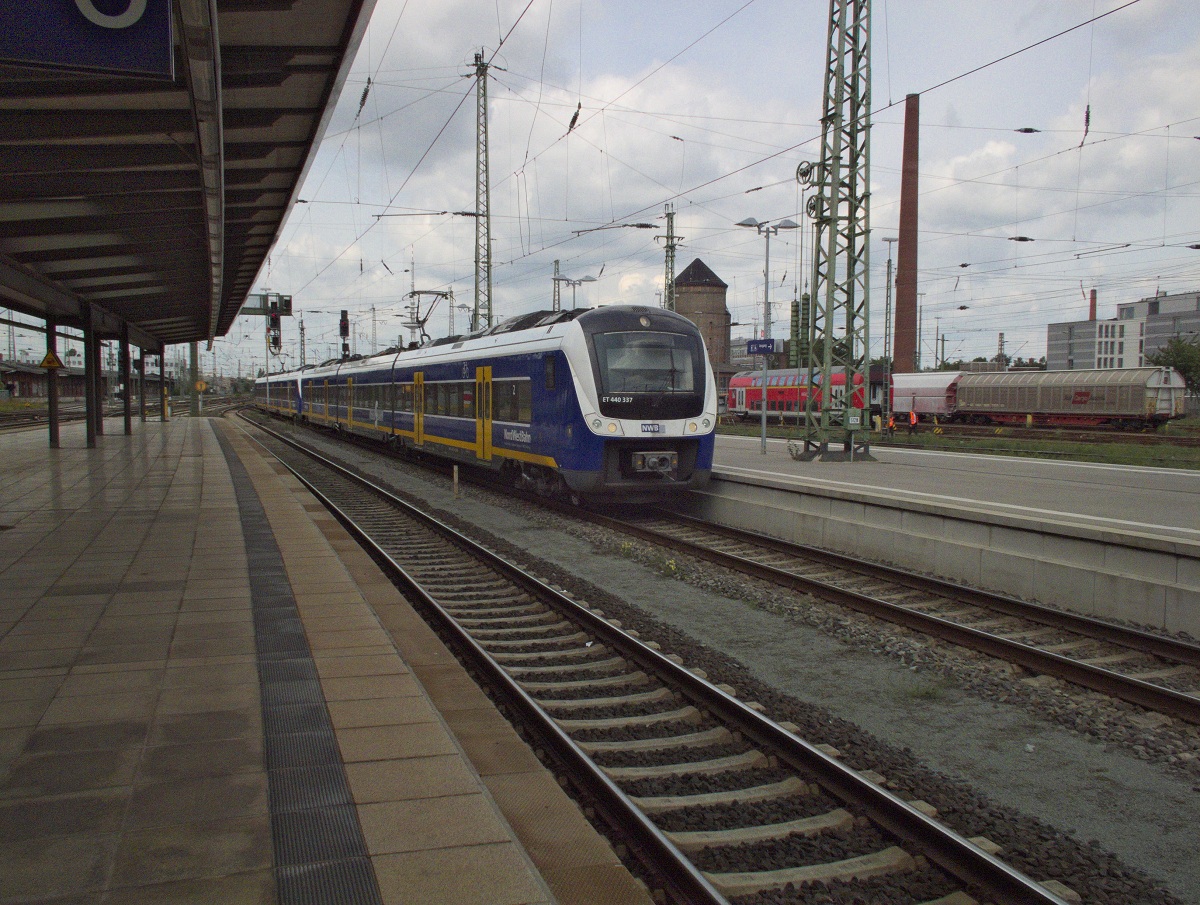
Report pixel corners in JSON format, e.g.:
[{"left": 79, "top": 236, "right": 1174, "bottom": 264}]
[{"left": 250, "top": 0, "right": 1195, "bottom": 369}]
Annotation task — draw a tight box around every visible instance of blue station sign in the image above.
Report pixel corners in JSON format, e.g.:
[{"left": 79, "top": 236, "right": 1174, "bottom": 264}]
[
  {"left": 746, "top": 339, "right": 782, "bottom": 356},
  {"left": 1, "top": 1, "right": 174, "bottom": 79}
]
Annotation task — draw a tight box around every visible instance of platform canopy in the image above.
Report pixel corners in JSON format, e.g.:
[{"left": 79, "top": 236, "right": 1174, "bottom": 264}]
[{"left": 0, "top": 0, "right": 376, "bottom": 352}]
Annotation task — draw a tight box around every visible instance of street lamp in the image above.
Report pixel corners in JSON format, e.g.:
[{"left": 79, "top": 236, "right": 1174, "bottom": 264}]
[
  {"left": 737, "top": 216, "right": 799, "bottom": 453},
  {"left": 552, "top": 274, "right": 597, "bottom": 310},
  {"left": 736, "top": 217, "right": 799, "bottom": 339},
  {"left": 882, "top": 236, "right": 898, "bottom": 431}
]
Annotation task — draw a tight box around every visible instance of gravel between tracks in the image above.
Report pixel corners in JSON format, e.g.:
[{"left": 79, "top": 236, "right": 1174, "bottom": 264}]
[{"left": 272, "top": 421, "right": 1199, "bottom": 904}]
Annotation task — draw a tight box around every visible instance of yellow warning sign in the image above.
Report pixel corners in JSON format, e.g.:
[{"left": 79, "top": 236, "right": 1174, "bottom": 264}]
[
  {"left": 195, "top": 380, "right": 208, "bottom": 392},
  {"left": 39, "top": 351, "right": 64, "bottom": 369}
]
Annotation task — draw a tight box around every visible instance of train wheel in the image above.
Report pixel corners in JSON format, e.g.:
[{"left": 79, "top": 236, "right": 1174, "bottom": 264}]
[{"left": 559, "top": 478, "right": 583, "bottom": 507}]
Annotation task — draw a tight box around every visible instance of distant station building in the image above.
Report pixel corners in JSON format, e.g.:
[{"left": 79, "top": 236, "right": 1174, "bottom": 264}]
[
  {"left": 1047, "top": 288, "right": 1200, "bottom": 370},
  {"left": 0, "top": 360, "right": 168, "bottom": 401},
  {"left": 0, "top": 361, "right": 87, "bottom": 399},
  {"left": 673, "top": 259, "right": 738, "bottom": 396}
]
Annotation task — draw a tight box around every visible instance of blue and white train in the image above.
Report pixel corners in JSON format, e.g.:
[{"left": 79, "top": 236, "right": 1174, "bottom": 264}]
[{"left": 252, "top": 305, "right": 718, "bottom": 500}]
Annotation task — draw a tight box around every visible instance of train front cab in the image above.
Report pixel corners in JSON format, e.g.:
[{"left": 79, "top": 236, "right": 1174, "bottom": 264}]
[{"left": 560, "top": 308, "right": 716, "bottom": 496}]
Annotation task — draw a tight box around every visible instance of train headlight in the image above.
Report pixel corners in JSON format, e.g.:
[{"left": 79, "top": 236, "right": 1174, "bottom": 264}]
[
  {"left": 687, "top": 422, "right": 697, "bottom": 433},
  {"left": 702, "top": 418, "right": 711, "bottom": 429},
  {"left": 591, "top": 418, "right": 602, "bottom": 429},
  {"left": 607, "top": 422, "right": 618, "bottom": 433}
]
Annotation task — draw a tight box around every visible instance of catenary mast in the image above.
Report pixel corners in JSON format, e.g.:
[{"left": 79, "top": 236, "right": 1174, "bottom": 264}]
[
  {"left": 791, "top": 0, "right": 873, "bottom": 462},
  {"left": 661, "top": 204, "right": 677, "bottom": 311},
  {"left": 472, "top": 51, "right": 493, "bottom": 329}
]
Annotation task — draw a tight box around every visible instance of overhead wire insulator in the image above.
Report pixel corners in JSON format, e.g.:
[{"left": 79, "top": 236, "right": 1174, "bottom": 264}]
[{"left": 357, "top": 77, "right": 371, "bottom": 116}]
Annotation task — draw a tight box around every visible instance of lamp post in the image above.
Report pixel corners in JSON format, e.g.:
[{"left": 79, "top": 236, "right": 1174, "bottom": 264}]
[
  {"left": 916, "top": 292, "right": 926, "bottom": 370},
  {"left": 737, "top": 217, "right": 799, "bottom": 453},
  {"left": 552, "top": 274, "right": 597, "bottom": 309},
  {"left": 882, "top": 236, "right": 898, "bottom": 431}
]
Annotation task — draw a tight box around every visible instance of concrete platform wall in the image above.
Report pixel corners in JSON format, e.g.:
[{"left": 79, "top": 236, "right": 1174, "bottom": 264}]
[{"left": 679, "top": 475, "right": 1200, "bottom": 637}]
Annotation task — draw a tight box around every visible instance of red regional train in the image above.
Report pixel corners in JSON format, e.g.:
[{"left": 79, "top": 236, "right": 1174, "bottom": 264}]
[
  {"left": 728, "top": 365, "right": 1187, "bottom": 430},
  {"left": 726, "top": 367, "right": 876, "bottom": 421}
]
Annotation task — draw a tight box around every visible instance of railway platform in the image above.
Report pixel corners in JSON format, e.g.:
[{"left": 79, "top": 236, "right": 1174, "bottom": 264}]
[
  {"left": 704, "top": 434, "right": 1200, "bottom": 636},
  {"left": 0, "top": 417, "right": 646, "bottom": 904}
]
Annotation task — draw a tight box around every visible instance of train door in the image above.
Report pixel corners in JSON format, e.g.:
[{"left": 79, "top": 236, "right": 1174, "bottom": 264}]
[
  {"left": 736, "top": 387, "right": 745, "bottom": 412},
  {"left": 414, "top": 372, "right": 424, "bottom": 445},
  {"left": 475, "top": 366, "right": 493, "bottom": 461},
  {"left": 344, "top": 377, "right": 353, "bottom": 428},
  {"left": 387, "top": 380, "right": 397, "bottom": 436}
]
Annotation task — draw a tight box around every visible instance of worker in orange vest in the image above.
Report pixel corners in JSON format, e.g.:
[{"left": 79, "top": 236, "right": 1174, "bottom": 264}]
[{"left": 908, "top": 410, "right": 918, "bottom": 434}]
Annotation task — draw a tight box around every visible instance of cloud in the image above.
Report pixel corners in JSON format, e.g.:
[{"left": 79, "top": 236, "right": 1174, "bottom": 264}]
[{"left": 221, "top": 0, "right": 1200, "bottom": 372}]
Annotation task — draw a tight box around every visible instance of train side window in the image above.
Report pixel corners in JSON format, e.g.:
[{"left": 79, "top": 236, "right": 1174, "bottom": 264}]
[
  {"left": 544, "top": 355, "right": 555, "bottom": 390},
  {"left": 495, "top": 381, "right": 514, "bottom": 422},
  {"left": 492, "top": 379, "right": 531, "bottom": 424},
  {"left": 462, "top": 382, "right": 475, "bottom": 419},
  {"left": 518, "top": 381, "right": 531, "bottom": 422}
]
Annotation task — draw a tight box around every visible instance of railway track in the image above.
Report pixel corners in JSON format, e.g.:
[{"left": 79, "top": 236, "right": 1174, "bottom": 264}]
[
  {"left": 234, "top": 413, "right": 1072, "bottom": 905},
  {"left": 0, "top": 403, "right": 170, "bottom": 431},
  {"left": 590, "top": 510, "right": 1200, "bottom": 727},
  {"left": 902, "top": 422, "right": 1200, "bottom": 447}
]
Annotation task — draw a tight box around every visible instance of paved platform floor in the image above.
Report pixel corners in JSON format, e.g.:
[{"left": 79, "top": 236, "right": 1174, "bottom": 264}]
[{"left": 0, "top": 418, "right": 645, "bottom": 904}]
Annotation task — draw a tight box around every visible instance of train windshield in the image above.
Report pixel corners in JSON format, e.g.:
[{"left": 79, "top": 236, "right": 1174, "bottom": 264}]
[{"left": 592, "top": 332, "right": 698, "bottom": 395}]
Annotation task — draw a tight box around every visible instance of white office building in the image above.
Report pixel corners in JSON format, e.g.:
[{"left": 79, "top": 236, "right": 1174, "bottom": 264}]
[{"left": 1046, "top": 289, "right": 1200, "bottom": 371}]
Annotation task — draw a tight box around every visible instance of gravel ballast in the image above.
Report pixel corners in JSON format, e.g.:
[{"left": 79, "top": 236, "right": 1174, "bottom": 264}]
[{"left": 267, "top": 420, "right": 1199, "bottom": 904}]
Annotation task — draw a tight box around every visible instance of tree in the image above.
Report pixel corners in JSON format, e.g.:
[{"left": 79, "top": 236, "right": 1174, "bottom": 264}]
[
  {"left": 1147, "top": 337, "right": 1200, "bottom": 393},
  {"left": 1011, "top": 356, "right": 1045, "bottom": 370}
]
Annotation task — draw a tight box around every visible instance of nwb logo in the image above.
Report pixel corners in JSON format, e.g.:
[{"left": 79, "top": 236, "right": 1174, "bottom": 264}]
[{"left": 640, "top": 424, "right": 663, "bottom": 433}]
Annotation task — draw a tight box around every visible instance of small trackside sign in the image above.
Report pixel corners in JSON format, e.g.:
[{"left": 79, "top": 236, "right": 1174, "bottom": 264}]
[{"left": 641, "top": 423, "right": 663, "bottom": 433}]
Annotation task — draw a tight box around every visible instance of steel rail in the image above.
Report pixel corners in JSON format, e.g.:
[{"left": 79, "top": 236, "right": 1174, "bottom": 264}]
[
  {"left": 236, "top": 414, "right": 1071, "bottom": 905},
  {"left": 668, "top": 512, "right": 1200, "bottom": 668},
  {"left": 595, "top": 509, "right": 1200, "bottom": 726},
  {"left": 234, "top": 419, "right": 727, "bottom": 905}
]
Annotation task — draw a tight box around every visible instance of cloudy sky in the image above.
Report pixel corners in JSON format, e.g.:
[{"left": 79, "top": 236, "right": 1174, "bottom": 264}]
[{"left": 140, "top": 0, "right": 1200, "bottom": 373}]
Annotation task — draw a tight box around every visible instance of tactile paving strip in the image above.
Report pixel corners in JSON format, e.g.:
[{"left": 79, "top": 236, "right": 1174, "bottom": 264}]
[{"left": 216, "top": 429, "right": 384, "bottom": 905}]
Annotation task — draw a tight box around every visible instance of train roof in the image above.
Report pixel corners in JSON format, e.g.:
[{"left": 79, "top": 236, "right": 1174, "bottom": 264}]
[
  {"left": 890, "top": 371, "right": 962, "bottom": 391},
  {"left": 958, "top": 367, "right": 1184, "bottom": 390},
  {"left": 254, "top": 304, "right": 702, "bottom": 385}
]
